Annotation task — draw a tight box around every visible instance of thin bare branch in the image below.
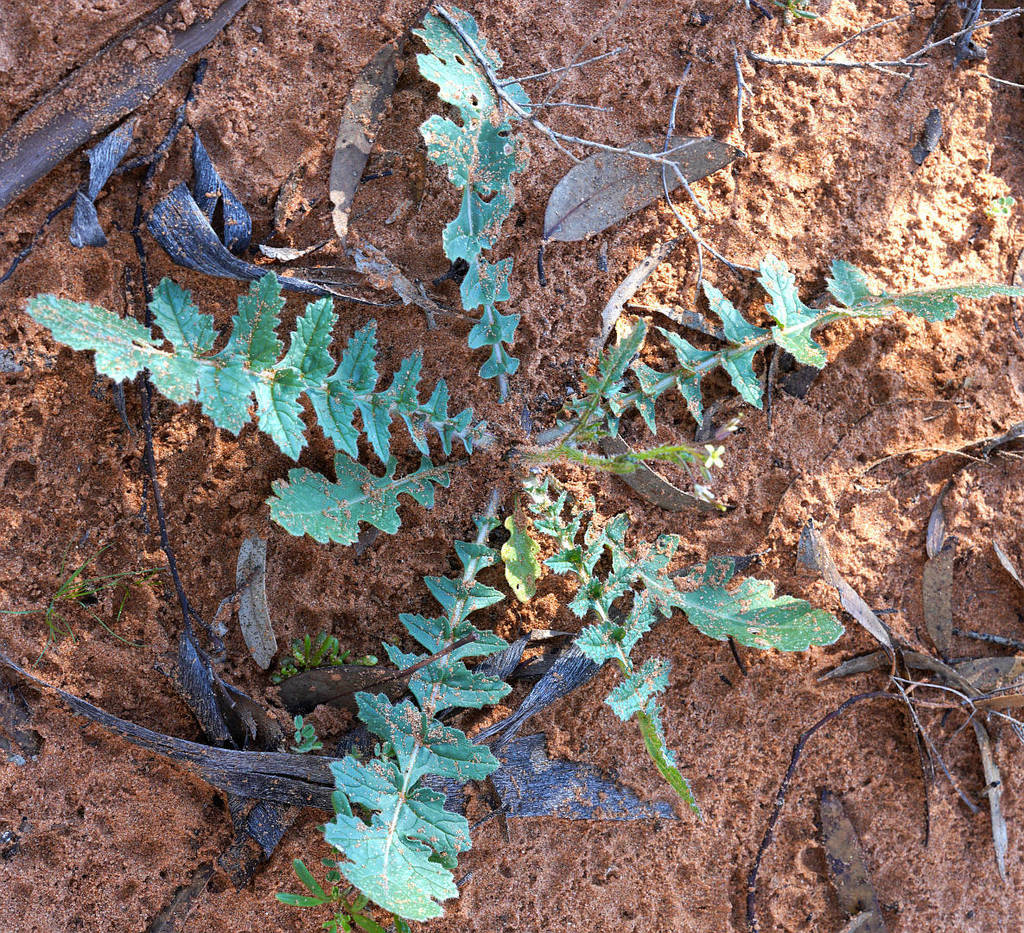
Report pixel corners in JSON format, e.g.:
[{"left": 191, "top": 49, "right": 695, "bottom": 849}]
[{"left": 502, "top": 46, "right": 626, "bottom": 85}]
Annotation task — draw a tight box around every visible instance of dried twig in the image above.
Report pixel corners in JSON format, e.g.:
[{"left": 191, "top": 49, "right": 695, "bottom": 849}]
[
  {"left": 748, "top": 7, "right": 1024, "bottom": 78},
  {"left": 502, "top": 47, "right": 626, "bottom": 85},
  {"left": 953, "top": 628, "right": 1024, "bottom": 652},
  {"left": 819, "top": 13, "right": 912, "bottom": 60},
  {"left": 733, "top": 51, "right": 747, "bottom": 134}
]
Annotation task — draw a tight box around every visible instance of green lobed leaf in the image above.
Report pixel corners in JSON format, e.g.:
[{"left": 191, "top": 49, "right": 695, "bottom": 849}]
[
  {"left": 323, "top": 514, "right": 507, "bottom": 922},
  {"left": 267, "top": 455, "right": 453, "bottom": 545},
  {"left": 357, "top": 693, "right": 499, "bottom": 782},
  {"left": 27, "top": 274, "right": 479, "bottom": 469},
  {"left": 606, "top": 657, "right": 671, "bottom": 720},
  {"left": 501, "top": 514, "right": 541, "bottom": 602},
  {"left": 325, "top": 812, "right": 455, "bottom": 921},
  {"left": 826, "top": 260, "right": 876, "bottom": 308},
  {"left": 679, "top": 565, "right": 844, "bottom": 650},
  {"left": 758, "top": 254, "right": 827, "bottom": 367},
  {"left": 880, "top": 283, "right": 1024, "bottom": 323},
  {"left": 415, "top": 7, "right": 528, "bottom": 388},
  {"left": 150, "top": 278, "right": 216, "bottom": 356}
]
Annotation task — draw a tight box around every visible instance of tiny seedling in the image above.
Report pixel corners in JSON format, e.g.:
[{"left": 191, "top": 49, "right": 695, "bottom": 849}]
[
  {"left": 290, "top": 715, "right": 323, "bottom": 754},
  {"left": 0, "top": 543, "right": 160, "bottom": 658},
  {"left": 984, "top": 195, "right": 1015, "bottom": 221},
  {"left": 272, "top": 632, "right": 378, "bottom": 684},
  {"left": 774, "top": 0, "right": 819, "bottom": 23},
  {"left": 278, "top": 858, "right": 412, "bottom": 933}
]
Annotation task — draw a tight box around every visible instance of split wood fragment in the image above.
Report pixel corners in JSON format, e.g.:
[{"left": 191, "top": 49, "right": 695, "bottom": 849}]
[{"left": 0, "top": 0, "right": 250, "bottom": 213}]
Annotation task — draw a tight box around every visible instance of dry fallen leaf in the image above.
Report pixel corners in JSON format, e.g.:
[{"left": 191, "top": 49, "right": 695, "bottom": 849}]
[
  {"left": 922, "top": 543, "right": 954, "bottom": 656},
  {"left": 236, "top": 535, "right": 276, "bottom": 670},
  {"left": 820, "top": 789, "right": 888, "bottom": 933},
  {"left": 993, "top": 540, "right": 1024, "bottom": 592},
  {"left": 971, "top": 719, "right": 1008, "bottom": 883},
  {"left": 542, "top": 136, "right": 742, "bottom": 242},
  {"left": 330, "top": 39, "right": 405, "bottom": 241}
]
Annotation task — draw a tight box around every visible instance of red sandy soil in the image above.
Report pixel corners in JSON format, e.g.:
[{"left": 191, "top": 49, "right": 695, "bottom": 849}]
[{"left": 1, "top": 1, "right": 1023, "bottom": 931}]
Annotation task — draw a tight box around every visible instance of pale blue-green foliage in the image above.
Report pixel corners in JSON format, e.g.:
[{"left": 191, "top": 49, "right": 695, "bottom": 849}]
[
  {"left": 523, "top": 476, "right": 843, "bottom": 806},
  {"left": 324, "top": 514, "right": 510, "bottom": 921},
  {"left": 618, "top": 254, "right": 1024, "bottom": 431},
  {"left": 415, "top": 7, "right": 529, "bottom": 390},
  {"left": 26, "top": 273, "right": 482, "bottom": 463},
  {"left": 28, "top": 273, "right": 487, "bottom": 545},
  {"left": 268, "top": 456, "right": 454, "bottom": 545}
]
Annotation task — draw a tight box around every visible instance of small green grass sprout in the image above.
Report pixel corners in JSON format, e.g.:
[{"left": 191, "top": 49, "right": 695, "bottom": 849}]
[
  {"left": 290, "top": 715, "right": 323, "bottom": 754},
  {"left": 278, "top": 858, "right": 412, "bottom": 933},
  {"left": 272, "top": 632, "right": 379, "bottom": 684},
  {"left": 0, "top": 543, "right": 160, "bottom": 659}
]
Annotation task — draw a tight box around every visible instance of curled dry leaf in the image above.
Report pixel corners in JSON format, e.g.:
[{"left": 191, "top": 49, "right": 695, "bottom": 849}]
[
  {"left": 954, "top": 656, "right": 1024, "bottom": 694},
  {"left": 820, "top": 789, "right": 888, "bottom": 933},
  {"left": 542, "top": 136, "right": 743, "bottom": 242},
  {"left": 330, "top": 39, "right": 405, "bottom": 241},
  {"left": 925, "top": 480, "right": 951, "bottom": 559},
  {"left": 797, "top": 523, "right": 894, "bottom": 652},
  {"left": 348, "top": 233, "right": 443, "bottom": 325},
  {"left": 592, "top": 236, "right": 681, "bottom": 353},
  {"left": 971, "top": 719, "right": 1008, "bottom": 883},
  {"left": 993, "top": 540, "right": 1024, "bottom": 591},
  {"left": 236, "top": 535, "right": 276, "bottom": 671}
]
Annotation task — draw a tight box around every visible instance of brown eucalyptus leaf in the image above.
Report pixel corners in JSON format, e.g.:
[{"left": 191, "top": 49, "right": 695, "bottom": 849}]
[
  {"left": 542, "top": 136, "right": 743, "bottom": 242},
  {"left": 598, "top": 436, "right": 721, "bottom": 512},
  {"left": 971, "top": 720, "right": 1008, "bottom": 883},
  {"left": 974, "top": 693, "right": 1024, "bottom": 711},
  {"left": 236, "top": 535, "right": 276, "bottom": 670},
  {"left": 955, "top": 656, "right": 1024, "bottom": 693},
  {"left": 278, "top": 666, "right": 407, "bottom": 715},
  {"left": 592, "top": 236, "right": 681, "bottom": 353},
  {"left": 925, "top": 481, "right": 951, "bottom": 558},
  {"left": 820, "top": 789, "right": 888, "bottom": 933},
  {"left": 993, "top": 540, "right": 1024, "bottom": 592},
  {"left": 819, "top": 651, "right": 889, "bottom": 681},
  {"left": 922, "top": 543, "right": 954, "bottom": 656},
  {"left": 797, "top": 523, "right": 894, "bottom": 652},
  {"left": 330, "top": 39, "right": 405, "bottom": 241}
]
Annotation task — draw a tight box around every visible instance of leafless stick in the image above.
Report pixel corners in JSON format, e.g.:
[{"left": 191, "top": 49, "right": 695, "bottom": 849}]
[
  {"left": 746, "top": 692, "right": 895, "bottom": 933},
  {"left": 747, "top": 50, "right": 926, "bottom": 74},
  {"left": 981, "top": 72, "right": 1024, "bottom": 90},
  {"left": 819, "top": 14, "right": 911, "bottom": 60},
  {"left": 658, "top": 82, "right": 752, "bottom": 278},
  {"left": 733, "top": 51, "right": 747, "bottom": 133},
  {"left": 664, "top": 73, "right": 708, "bottom": 215},
  {"left": 502, "top": 46, "right": 626, "bottom": 85},
  {"left": 528, "top": 101, "right": 614, "bottom": 112},
  {"left": 903, "top": 6, "right": 1024, "bottom": 62},
  {"left": 953, "top": 628, "right": 1024, "bottom": 651}
]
